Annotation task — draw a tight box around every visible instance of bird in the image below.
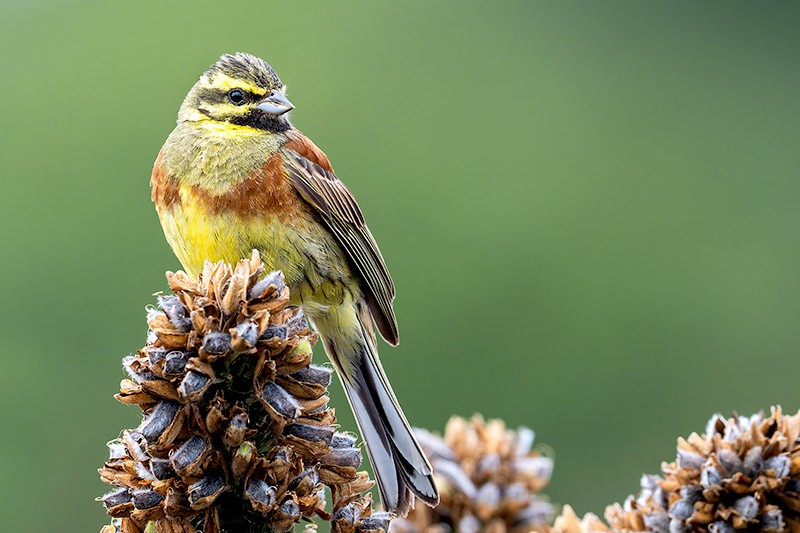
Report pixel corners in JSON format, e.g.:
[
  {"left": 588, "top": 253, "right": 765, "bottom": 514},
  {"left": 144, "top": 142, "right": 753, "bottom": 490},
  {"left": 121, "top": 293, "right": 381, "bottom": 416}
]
[{"left": 150, "top": 52, "right": 438, "bottom": 515}]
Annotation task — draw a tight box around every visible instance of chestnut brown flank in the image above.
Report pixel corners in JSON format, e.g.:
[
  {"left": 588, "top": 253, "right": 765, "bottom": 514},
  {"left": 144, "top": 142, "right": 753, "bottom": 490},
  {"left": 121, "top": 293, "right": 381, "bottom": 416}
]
[{"left": 150, "top": 149, "right": 180, "bottom": 209}]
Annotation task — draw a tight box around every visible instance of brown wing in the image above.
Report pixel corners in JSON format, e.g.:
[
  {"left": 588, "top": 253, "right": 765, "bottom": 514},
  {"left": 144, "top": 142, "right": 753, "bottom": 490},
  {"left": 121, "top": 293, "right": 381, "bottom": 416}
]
[{"left": 281, "top": 140, "right": 399, "bottom": 345}]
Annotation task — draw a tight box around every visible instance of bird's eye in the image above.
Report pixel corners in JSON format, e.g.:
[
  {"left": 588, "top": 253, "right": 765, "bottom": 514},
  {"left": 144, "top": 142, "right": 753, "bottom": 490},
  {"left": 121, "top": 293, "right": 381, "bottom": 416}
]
[{"left": 228, "top": 89, "right": 245, "bottom": 105}]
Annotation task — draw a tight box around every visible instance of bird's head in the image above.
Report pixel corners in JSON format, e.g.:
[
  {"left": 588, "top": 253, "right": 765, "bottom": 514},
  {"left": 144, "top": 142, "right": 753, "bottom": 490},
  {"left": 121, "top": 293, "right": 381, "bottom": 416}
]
[{"left": 178, "top": 52, "right": 294, "bottom": 133}]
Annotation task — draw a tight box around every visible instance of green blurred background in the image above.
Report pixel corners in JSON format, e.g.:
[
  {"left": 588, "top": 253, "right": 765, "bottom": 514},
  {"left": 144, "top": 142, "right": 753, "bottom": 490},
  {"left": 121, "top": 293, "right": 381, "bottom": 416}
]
[{"left": 1, "top": 1, "right": 799, "bottom": 531}]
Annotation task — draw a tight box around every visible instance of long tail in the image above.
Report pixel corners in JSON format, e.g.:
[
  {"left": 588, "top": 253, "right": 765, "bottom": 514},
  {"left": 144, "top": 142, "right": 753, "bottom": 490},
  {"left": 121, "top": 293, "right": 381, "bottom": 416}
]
[{"left": 315, "top": 303, "right": 439, "bottom": 516}]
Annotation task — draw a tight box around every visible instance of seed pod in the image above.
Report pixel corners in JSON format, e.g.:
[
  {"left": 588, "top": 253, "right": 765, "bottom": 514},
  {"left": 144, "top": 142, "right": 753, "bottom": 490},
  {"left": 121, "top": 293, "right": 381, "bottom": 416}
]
[
  {"left": 102, "top": 488, "right": 133, "bottom": 516},
  {"left": 223, "top": 412, "right": 248, "bottom": 447},
  {"left": 709, "top": 521, "right": 735, "bottom": 533},
  {"left": 139, "top": 401, "right": 180, "bottom": 443},
  {"left": 331, "top": 432, "right": 358, "bottom": 449},
  {"left": 231, "top": 320, "right": 259, "bottom": 351},
  {"left": 123, "top": 356, "right": 158, "bottom": 384},
  {"left": 287, "top": 422, "right": 335, "bottom": 444},
  {"left": 677, "top": 447, "right": 706, "bottom": 470},
  {"left": 158, "top": 295, "right": 191, "bottom": 332},
  {"left": 764, "top": 455, "right": 790, "bottom": 478},
  {"left": 670, "top": 517, "right": 691, "bottom": 533},
  {"left": 717, "top": 449, "right": 744, "bottom": 477},
  {"left": 107, "top": 441, "right": 127, "bottom": 461},
  {"left": 458, "top": 514, "right": 481, "bottom": 533},
  {"left": 201, "top": 331, "right": 231, "bottom": 356},
  {"left": 188, "top": 476, "right": 226, "bottom": 510},
  {"left": 732, "top": 495, "right": 758, "bottom": 521},
  {"left": 178, "top": 371, "right": 211, "bottom": 401},
  {"left": 146, "top": 347, "right": 169, "bottom": 366},
  {"left": 669, "top": 500, "right": 694, "bottom": 521},
  {"left": 262, "top": 325, "right": 288, "bottom": 341},
  {"left": 170, "top": 436, "right": 207, "bottom": 476},
  {"left": 643, "top": 510, "right": 670, "bottom": 533},
  {"left": 248, "top": 270, "right": 286, "bottom": 299},
  {"left": 761, "top": 508, "right": 783, "bottom": 531},
  {"left": 132, "top": 489, "right": 164, "bottom": 510},
  {"left": 271, "top": 496, "right": 301, "bottom": 532},
  {"left": 679, "top": 485, "right": 702, "bottom": 505},
  {"left": 743, "top": 446, "right": 764, "bottom": 477},
  {"left": 163, "top": 351, "right": 190, "bottom": 377},
  {"left": 150, "top": 458, "right": 172, "bottom": 481},
  {"left": 288, "top": 468, "right": 319, "bottom": 497},
  {"left": 358, "top": 512, "right": 393, "bottom": 533},
  {"left": 246, "top": 479, "right": 277, "bottom": 513},
  {"left": 260, "top": 382, "right": 301, "bottom": 420},
  {"left": 701, "top": 464, "right": 723, "bottom": 488}
]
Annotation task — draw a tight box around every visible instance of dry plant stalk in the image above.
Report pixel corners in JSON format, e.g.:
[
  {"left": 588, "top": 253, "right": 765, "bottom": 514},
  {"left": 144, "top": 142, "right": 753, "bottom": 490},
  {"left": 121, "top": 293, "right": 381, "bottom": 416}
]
[
  {"left": 98, "top": 251, "right": 390, "bottom": 533},
  {"left": 391, "top": 415, "right": 554, "bottom": 533}
]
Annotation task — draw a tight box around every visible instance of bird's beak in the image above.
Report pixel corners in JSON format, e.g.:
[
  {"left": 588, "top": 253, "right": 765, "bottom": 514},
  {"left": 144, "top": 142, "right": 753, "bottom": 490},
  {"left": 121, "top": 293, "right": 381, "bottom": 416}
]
[{"left": 256, "top": 90, "right": 295, "bottom": 116}]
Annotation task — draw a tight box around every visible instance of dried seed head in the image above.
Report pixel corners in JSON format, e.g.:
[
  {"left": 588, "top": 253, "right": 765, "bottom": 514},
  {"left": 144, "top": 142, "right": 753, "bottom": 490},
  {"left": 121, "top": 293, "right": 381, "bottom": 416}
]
[
  {"left": 605, "top": 407, "right": 800, "bottom": 533},
  {"left": 391, "top": 415, "right": 553, "bottom": 533},
  {"left": 99, "top": 252, "right": 386, "bottom": 533}
]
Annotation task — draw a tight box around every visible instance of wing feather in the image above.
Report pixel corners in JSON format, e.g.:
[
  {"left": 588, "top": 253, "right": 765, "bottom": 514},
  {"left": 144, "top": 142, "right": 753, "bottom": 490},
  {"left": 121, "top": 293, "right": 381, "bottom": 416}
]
[{"left": 282, "top": 147, "right": 399, "bottom": 345}]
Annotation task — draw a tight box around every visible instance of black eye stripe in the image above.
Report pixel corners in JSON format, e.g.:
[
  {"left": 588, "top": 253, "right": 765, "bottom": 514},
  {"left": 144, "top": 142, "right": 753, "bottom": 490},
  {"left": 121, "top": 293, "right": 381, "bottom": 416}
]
[
  {"left": 194, "top": 89, "right": 227, "bottom": 104},
  {"left": 196, "top": 87, "right": 264, "bottom": 106}
]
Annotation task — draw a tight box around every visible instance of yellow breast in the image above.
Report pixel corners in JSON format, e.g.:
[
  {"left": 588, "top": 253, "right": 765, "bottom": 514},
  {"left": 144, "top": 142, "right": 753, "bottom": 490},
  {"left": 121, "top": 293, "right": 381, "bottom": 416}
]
[
  {"left": 157, "top": 188, "right": 356, "bottom": 315},
  {"left": 158, "top": 188, "right": 302, "bottom": 278}
]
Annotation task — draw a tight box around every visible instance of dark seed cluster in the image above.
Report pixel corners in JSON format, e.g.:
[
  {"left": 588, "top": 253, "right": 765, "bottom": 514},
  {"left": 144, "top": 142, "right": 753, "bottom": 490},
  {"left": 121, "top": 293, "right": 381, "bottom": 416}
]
[
  {"left": 98, "top": 252, "right": 391, "bottom": 533},
  {"left": 391, "top": 415, "right": 554, "bottom": 533},
  {"left": 605, "top": 407, "right": 800, "bottom": 533}
]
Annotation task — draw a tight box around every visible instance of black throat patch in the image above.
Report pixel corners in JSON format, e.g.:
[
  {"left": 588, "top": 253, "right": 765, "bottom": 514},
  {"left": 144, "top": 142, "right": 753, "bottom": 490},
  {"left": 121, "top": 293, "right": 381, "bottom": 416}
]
[{"left": 229, "top": 109, "right": 291, "bottom": 133}]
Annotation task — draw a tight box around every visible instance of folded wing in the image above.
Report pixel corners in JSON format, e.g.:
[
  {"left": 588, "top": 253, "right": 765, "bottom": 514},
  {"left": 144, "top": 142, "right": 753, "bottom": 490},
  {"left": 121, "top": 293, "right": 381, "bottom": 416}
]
[{"left": 282, "top": 147, "right": 399, "bottom": 345}]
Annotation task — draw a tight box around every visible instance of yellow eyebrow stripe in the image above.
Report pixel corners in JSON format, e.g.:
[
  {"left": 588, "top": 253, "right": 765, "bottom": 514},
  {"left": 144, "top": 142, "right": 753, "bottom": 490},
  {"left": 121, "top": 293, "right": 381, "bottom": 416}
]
[{"left": 198, "top": 73, "right": 269, "bottom": 95}]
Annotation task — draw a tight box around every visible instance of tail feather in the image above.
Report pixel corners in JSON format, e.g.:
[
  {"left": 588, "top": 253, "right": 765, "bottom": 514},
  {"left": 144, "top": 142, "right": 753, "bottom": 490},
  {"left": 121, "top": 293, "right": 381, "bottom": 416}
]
[{"left": 318, "top": 308, "right": 439, "bottom": 515}]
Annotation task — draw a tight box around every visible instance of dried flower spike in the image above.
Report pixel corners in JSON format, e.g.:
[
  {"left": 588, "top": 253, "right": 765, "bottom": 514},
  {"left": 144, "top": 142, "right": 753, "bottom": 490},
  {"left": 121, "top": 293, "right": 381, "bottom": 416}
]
[
  {"left": 98, "top": 252, "right": 390, "bottom": 533},
  {"left": 391, "top": 415, "right": 554, "bottom": 533},
  {"left": 605, "top": 407, "right": 800, "bottom": 533},
  {"left": 550, "top": 505, "right": 611, "bottom": 533}
]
